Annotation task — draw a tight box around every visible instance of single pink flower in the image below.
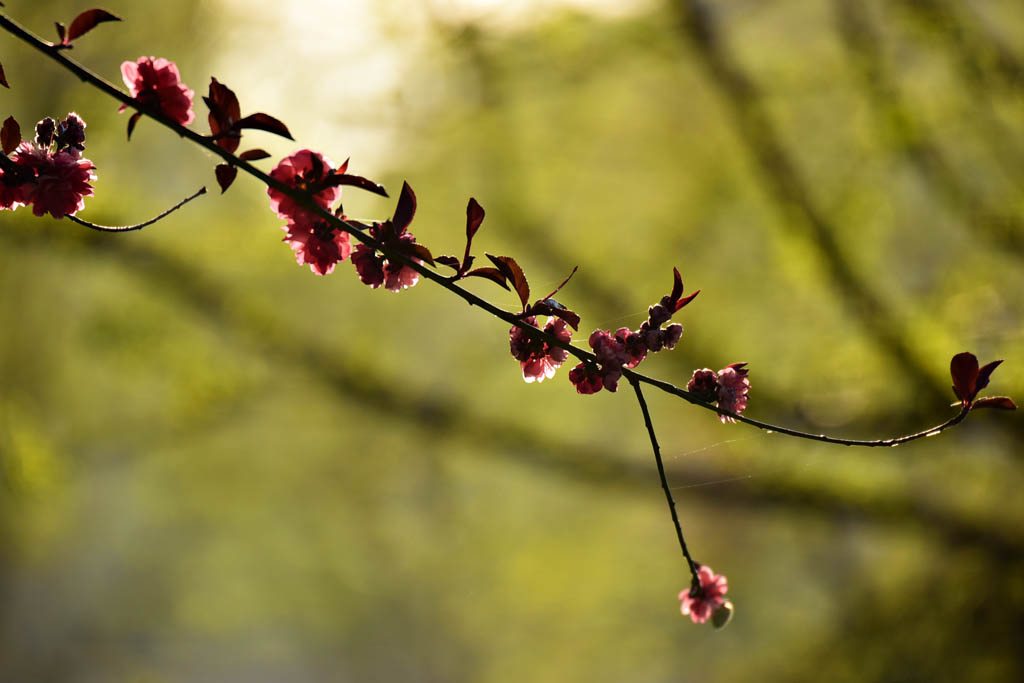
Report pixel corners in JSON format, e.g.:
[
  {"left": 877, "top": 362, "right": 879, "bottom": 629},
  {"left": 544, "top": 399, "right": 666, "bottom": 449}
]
[
  {"left": 686, "top": 368, "right": 719, "bottom": 401},
  {"left": 679, "top": 565, "right": 729, "bottom": 624},
  {"left": 352, "top": 243, "right": 386, "bottom": 288},
  {"left": 568, "top": 362, "right": 605, "bottom": 395},
  {"left": 716, "top": 363, "right": 750, "bottom": 423},
  {"left": 383, "top": 262, "right": 420, "bottom": 292},
  {"left": 510, "top": 317, "right": 572, "bottom": 383},
  {"left": 13, "top": 142, "right": 95, "bottom": 219},
  {"left": 267, "top": 149, "right": 342, "bottom": 219},
  {"left": 120, "top": 57, "right": 195, "bottom": 126},
  {"left": 283, "top": 209, "right": 352, "bottom": 276}
]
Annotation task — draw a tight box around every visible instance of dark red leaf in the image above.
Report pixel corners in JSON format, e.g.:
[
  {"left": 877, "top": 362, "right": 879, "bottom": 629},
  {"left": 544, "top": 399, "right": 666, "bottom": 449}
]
[
  {"left": 126, "top": 111, "right": 142, "bottom": 141},
  {"left": 549, "top": 307, "right": 581, "bottom": 331},
  {"left": 238, "top": 148, "right": 271, "bottom": 161},
  {"left": 975, "top": 359, "right": 1003, "bottom": 395},
  {"left": 322, "top": 173, "right": 388, "bottom": 198},
  {"left": 1, "top": 116, "right": 20, "bottom": 155},
  {"left": 435, "top": 255, "right": 461, "bottom": 271},
  {"left": 392, "top": 182, "right": 417, "bottom": 232},
  {"left": 670, "top": 267, "right": 684, "bottom": 302},
  {"left": 486, "top": 254, "right": 529, "bottom": 309},
  {"left": 950, "top": 352, "right": 980, "bottom": 402},
  {"left": 461, "top": 197, "right": 485, "bottom": 272},
  {"left": 971, "top": 396, "right": 1017, "bottom": 411},
  {"left": 215, "top": 164, "right": 237, "bottom": 193},
  {"left": 466, "top": 267, "right": 509, "bottom": 290},
  {"left": 205, "top": 78, "right": 242, "bottom": 152},
  {"left": 0, "top": 62, "right": 9, "bottom": 89},
  {"left": 55, "top": 22, "right": 66, "bottom": 44},
  {"left": 674, "top": 289, "right": 700, "bottom": 312},
  {"left": 66, "top": 9, "right": 122, "bottom": 43},
  {"left": 234, "top": 113, "right": 293, "bottom": 140},
  {"left": 466, "top": 197, "right": 485, "bottom": 238},
  {"left": 408, "top": 243, "right": 434, "bottom": 266},
  {"left": 540, "top": 265, "right": 579, "bottom": 302}
]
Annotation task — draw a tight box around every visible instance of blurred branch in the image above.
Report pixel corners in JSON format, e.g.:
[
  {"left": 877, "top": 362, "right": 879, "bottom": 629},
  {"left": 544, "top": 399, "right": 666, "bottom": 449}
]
[
  {"left": 2, "top": 226, "right": 1021, "bottom": 564},
  {"left": 671, "top": 0, "right": 947, "bottom": 404},
  {"left": 835, "top": 0, "right": 1024, "bottom": 259}
]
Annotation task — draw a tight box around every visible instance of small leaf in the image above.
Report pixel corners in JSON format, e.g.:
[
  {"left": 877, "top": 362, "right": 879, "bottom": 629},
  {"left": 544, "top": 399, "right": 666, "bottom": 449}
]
[
  {"left": 0, "top": 62, "right": 9, "bottom": 89},
  {"left": 323, "top": 173, "right": 389, "bottom": 198},
  {"left": 408, "top": 243, "right": 434, "bottom": 266},
  {"left": 238, "top": 148, "right": 271, "bottom": 161},
  {"left": 126, "top": 111, "right": 142, "bottom": 141},
  {"left": 66, "top": 9, "right": 122, "bottom": 43},
  {"left": 486, "top": 254, "right": 530, "bottom": 309},
  {"left": 55, "top": 22, "right": 66, "bottom": 44},
  {"left": 205, "top": 78, "right": 242, "bottom": 152},
  {"left": 392, "top": 181, "right": 417, "bottom": 232},
  {"left": 466, "top": 267, "right": 509, "bottom": 290},
  {"left": 950, "top": 352, "right": 980, "bottom": 402},
  {"left": 435, "top": 255, "right": 461, "bottom": 271},
  {"left": 234, "top": 113, "right": 293, "bottom": 140},
  {"left": 674, "top": 289, "right": 700, "bottom": 312},
  {"left": 971, "top": 396, "right": 1017, "bottom": 411},
  {"left": 215, "top": 164, "right": 237, "bottom": 193},
  {"left": 466, "top": 197, "right": 485, "bottom": 238},
  {"left": 975, "top": 359, "right": 1003, "bottom": 395},
  {"left": 1, "top": 116, "right": 21, "bottom": 155},
  {"left": 670, "top": 267, "right": 684, "bottom": 302}
]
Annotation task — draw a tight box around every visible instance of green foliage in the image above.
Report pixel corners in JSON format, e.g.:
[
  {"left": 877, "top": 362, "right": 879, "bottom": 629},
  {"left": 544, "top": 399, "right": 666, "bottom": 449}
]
[{"left": 1, "top": 0, "right": 1022, "bottom": 680}]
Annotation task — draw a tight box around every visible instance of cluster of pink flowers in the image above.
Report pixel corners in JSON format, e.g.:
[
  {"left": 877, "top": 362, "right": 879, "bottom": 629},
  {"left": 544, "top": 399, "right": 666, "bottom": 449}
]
[
  {"left": 686, "top": 363, "right": 751, "bottom": 423},
  {"left": 1, "top": 113, "right": 95, "bottom": 219},
  {"left": 119, "top": 56, "right": 195, "bottom": 126},
  {"left": 568, "top": 270, "right": 693, "bottom": 394},
  {"left": 351, "top": 182, "right": 423, "bottom": 292},
  {"left": 679, "top": 564, "right": 732, "bottom": 626},
  {"left": 266, "top": 149, "right": 350, "bottom": 275},
  {"left": 509, "top": 316, "right": 572, "bottom": 382}
]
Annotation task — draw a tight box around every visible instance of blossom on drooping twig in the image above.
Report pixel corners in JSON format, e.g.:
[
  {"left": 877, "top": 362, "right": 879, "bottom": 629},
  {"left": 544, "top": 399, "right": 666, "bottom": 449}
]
[
  {"left": 2, "top": 113, "right": 95, "bottom": 218},
  {"left": 679, "top": 564, "right": 730, "bottom": 625},
  {"left": 119, "top": 57, "right": 195, "bottom": 127},
  {"left": 509, "top": 316, "right": 572, "bottom": 383}
]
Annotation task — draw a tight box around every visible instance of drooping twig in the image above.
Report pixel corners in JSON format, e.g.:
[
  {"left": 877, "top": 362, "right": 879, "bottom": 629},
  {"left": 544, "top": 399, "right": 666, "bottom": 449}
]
[
  {"left": 65, "top": 186, "right": 206, "bottom": 232},
  {"left": 630, "top": 376, "right": 700, "bottom": 586}
]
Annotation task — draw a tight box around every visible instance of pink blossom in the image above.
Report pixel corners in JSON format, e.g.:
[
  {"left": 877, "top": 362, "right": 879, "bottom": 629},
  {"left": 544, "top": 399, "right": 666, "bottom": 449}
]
[
  {"left": 267, "top": 149, "right": 342, "bottom": 219},
  {"left": 613, "top": 327, "right": 647, "bottom": 368},
  {"left": 510, "top": 317, "right": 572, "bottom": 383},
  {"left": 283, "top": 209, "right": 352, "bottom": 276},
  {"left": 13, "top": 142, "right": 95, "bottom": 219},
  {"left": 383, "top": 262, "right": 420, "bottom": 292},
  {"left": 686, "top": 368, "right": 719, "bottom": 401},
  {"left": 352, "top": 244, "right": 385, "bottom": 288},
  {"left": 568, "top": 362, "right": 604, "bottom": 394},
  {"left": 679, "top": 565, "right": 729, "bottom": 624},
  {"left": 120, "top": 57, "right": 195, "bottom": 126},
  {"left": 716, "top": 363, "right": 750, "bottom": 423}
]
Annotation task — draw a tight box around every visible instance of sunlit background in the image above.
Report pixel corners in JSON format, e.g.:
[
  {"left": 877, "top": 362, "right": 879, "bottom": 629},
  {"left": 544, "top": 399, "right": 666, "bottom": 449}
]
[{"left": 2, "top": 0, "right": 1023, "bottom": 681}]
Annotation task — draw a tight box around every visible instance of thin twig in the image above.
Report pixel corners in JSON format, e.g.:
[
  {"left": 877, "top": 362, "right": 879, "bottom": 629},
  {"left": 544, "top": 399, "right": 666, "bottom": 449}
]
[
  {"left": 630, "top": 377, "right": 700, "bottom": 587},
  {"left": 0, "top": 12, "right": 980, "bottom": 449},
  {"left": 66, "top": 186, "right": 207, "bottom": 232}
]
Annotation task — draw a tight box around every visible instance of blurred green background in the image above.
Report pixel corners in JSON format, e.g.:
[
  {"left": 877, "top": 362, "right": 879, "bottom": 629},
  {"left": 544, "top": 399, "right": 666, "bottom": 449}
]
[{"left": 2, "top": 0, "right": 1023, "bottom": 680}]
